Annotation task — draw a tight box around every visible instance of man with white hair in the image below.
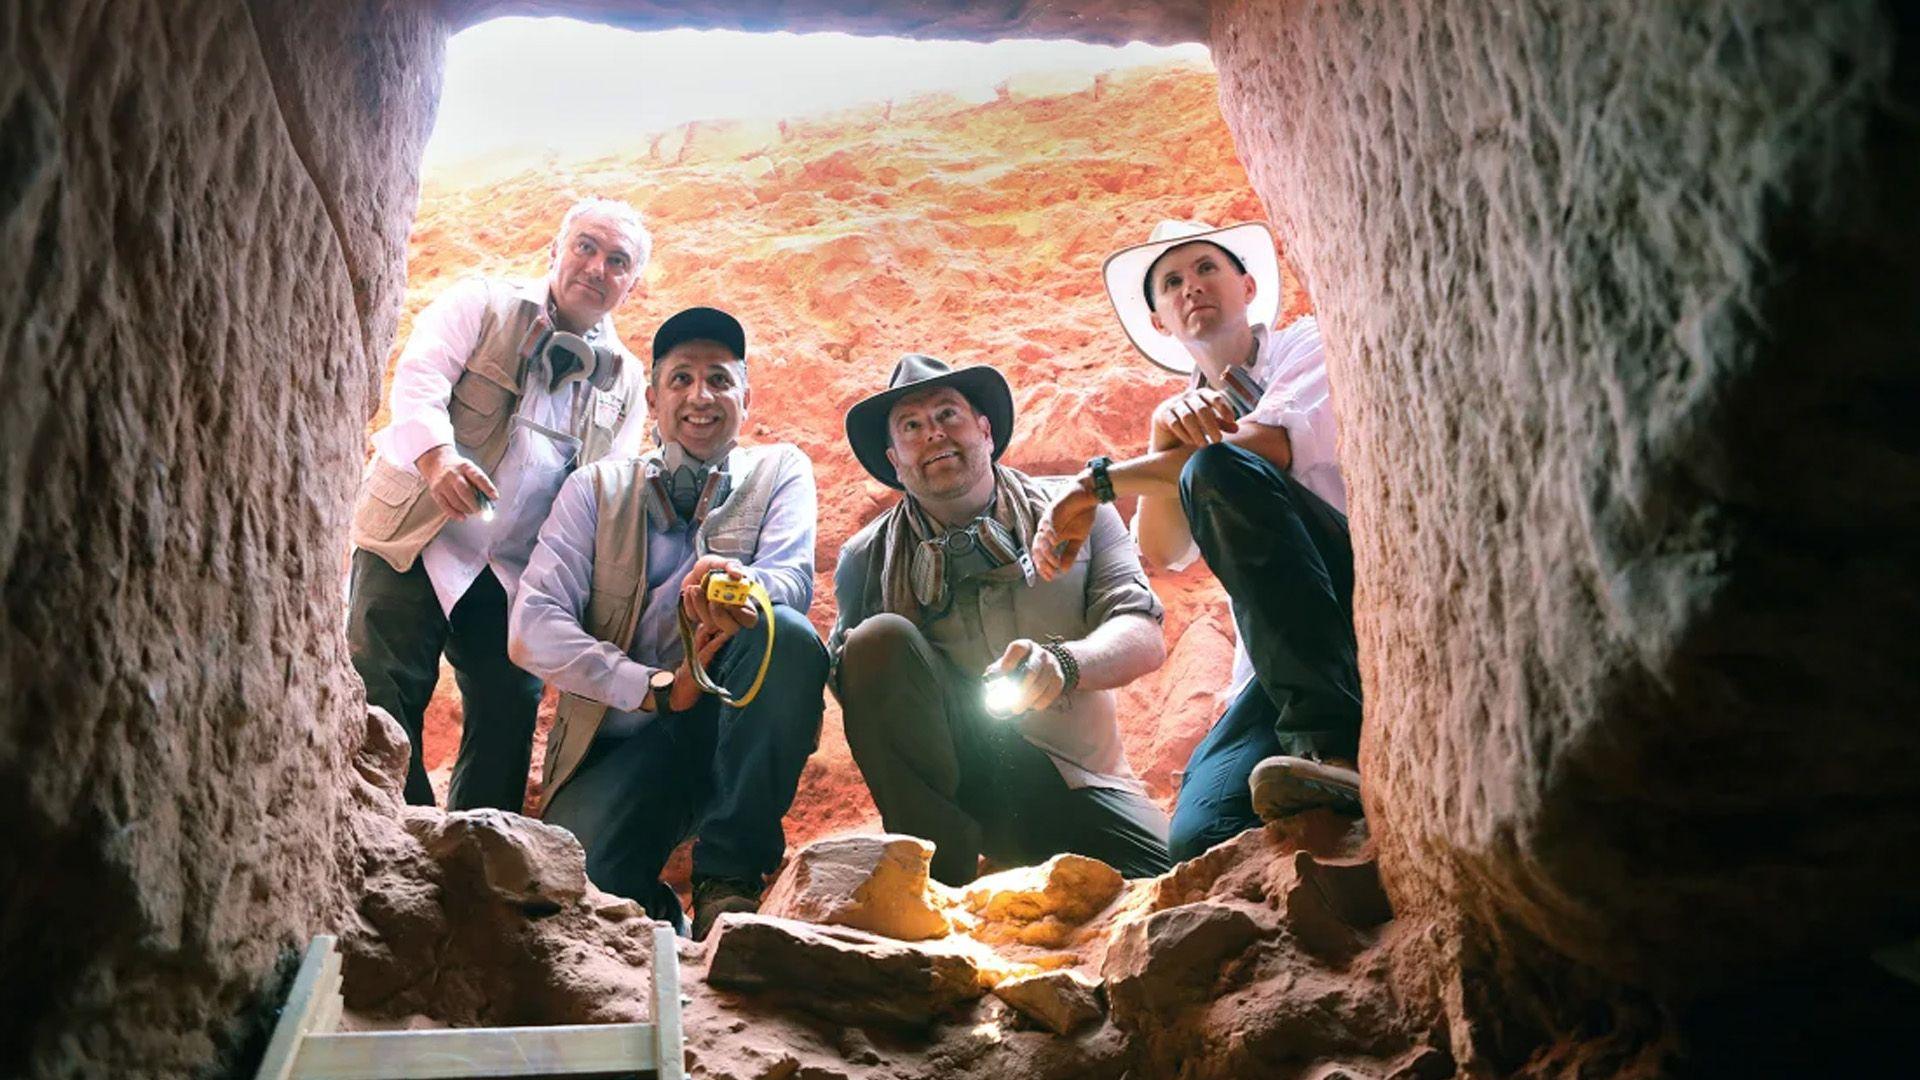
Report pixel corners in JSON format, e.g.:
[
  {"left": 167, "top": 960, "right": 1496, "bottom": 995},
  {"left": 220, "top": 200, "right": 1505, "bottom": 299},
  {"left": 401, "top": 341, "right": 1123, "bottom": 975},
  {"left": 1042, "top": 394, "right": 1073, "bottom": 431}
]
[
  {"left": 1032, "top": 221, "right": 1361, "bottom": 861},
  {"left": 346, "top": 197, "right": 652, "bottom": 812}
]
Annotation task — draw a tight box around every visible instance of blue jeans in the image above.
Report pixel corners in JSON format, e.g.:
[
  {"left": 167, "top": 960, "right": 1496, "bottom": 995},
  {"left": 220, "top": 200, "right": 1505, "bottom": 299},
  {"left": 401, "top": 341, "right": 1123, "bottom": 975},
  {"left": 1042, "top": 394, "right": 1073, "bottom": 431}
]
[
  {"left": 542, "top": 604, "right": 828, "bottom": 925},
  {"left": 1168, "top": 444, "right": 1361, "bottom": 860}
]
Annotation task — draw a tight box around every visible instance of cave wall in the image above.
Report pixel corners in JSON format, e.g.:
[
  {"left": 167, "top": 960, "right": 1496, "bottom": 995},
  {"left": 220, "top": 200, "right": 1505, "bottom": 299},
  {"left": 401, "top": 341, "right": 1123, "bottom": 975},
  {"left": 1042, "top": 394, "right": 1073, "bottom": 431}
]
[
  {"left": 4, "top": 0, "right": 1916, "bottom": 1075},
  {"left": 1209, "top": 0, "right": 1920, "bottom": 1064},
  {"left": 0, "top": 1, "right": 442, "bottom": 1073}
]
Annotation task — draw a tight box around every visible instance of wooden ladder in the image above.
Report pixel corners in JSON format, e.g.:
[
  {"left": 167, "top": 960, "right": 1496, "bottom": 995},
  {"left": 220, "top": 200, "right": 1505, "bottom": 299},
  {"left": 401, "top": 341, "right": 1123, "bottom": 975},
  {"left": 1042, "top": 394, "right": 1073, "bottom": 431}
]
[{"left": 254, "top": 924, "right": 685, "bottom": 1079}]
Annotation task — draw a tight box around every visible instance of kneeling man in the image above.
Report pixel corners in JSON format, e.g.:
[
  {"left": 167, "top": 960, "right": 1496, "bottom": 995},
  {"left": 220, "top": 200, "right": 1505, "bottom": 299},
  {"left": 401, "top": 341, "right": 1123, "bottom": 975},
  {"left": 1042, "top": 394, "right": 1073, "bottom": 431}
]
[
  {"left": 1033, "top": 221, "right": 1361, "bottom": 862},
  {"left": 831, "top": 354, "right": 1173, "bottom": 886},
  {"left": 510, "top": 307, "right": 827, "bottom": 938}
]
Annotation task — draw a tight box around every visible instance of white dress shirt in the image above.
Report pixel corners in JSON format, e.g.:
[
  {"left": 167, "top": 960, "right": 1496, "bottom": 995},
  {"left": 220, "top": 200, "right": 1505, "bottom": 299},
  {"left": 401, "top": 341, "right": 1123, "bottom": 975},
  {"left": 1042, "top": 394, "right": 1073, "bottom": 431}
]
[
  {"left": 1135, "top": 316, "right": 1347, "bottom": 700},
  {"left": 369, "top": 277, "right": 646, "bottom": 614}
]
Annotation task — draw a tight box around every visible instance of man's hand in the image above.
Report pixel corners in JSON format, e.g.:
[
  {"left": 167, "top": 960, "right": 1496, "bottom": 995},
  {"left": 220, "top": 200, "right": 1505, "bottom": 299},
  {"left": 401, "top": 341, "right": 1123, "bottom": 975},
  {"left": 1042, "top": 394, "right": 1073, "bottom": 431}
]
[
  {"left": 680, "top": 555, "right": 760, "bottom": 634},
  {"left": 1151, "top": 388, "right": 1239, "bottom": 449},
  {"left": 417, "top": 444, "right": 499, "bottom": 519},
  {"left": 1031, "top": 481, "right": 1098, "bottom": 581},
  {"left": 668, "top": 623, "right": 729, "bottom": 712},
  {"left": 983, "top": 639, "right": 1068, "bottom": 715}
]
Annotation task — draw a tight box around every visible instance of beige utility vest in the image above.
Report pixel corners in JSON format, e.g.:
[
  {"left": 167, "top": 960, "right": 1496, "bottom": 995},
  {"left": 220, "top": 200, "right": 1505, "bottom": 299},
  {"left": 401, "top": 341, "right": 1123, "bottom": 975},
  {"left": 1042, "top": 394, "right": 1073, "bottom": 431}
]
[
  {"left": 349, "top": 279, "right": 643, "bottom": 573},
  {"left": 541, "top": 444, "right": 797, "bottom": 806}
]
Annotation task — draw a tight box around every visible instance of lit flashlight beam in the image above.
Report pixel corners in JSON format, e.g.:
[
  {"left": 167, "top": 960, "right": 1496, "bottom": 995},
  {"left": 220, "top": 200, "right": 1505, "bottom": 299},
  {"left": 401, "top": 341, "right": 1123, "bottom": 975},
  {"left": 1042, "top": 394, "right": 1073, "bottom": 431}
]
[{"left": 982, "top": 651, "right": 1037, "bottom": 718}]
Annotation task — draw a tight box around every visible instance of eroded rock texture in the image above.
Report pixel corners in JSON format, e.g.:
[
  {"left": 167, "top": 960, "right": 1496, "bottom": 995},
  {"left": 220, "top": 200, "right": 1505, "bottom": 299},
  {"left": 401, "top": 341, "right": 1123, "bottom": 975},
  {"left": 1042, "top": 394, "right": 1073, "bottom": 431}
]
[
  {"left": 1211, "top": 0, "right": 1920, "bottom": 1067},
  {"left": 452, "top": 0, "right": 1205, "bottom": 48},
  {"left": 7, "top": 0, "right": 1917, "bottom": 1075},
  {"left": 0, "top": 1, "right": 441, "bottom": 1074}
]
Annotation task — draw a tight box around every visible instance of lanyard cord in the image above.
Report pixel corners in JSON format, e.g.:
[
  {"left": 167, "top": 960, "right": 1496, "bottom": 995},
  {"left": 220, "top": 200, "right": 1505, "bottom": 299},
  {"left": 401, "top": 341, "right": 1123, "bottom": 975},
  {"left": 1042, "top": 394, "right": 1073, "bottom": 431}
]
[{"left": 675, "top": 572, "right": 776, "bottom": 709}]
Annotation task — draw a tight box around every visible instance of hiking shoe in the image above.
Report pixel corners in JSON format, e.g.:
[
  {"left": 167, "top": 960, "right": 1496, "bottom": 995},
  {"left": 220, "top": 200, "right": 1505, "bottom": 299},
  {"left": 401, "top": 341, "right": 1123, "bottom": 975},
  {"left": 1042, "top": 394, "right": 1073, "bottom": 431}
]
[
  {"left": 691, "top": 876, "right": 762, "bottom": 941},
  {"left": 1249, "top": 755, "right": 1362, "bottom": 820}
]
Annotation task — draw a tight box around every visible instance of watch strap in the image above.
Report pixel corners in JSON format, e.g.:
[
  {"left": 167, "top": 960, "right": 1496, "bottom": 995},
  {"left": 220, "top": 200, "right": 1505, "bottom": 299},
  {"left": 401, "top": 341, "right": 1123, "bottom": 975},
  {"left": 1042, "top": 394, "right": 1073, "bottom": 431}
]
[{"left": 1086, "top": 455, "right": 1116, "bottom": 504}]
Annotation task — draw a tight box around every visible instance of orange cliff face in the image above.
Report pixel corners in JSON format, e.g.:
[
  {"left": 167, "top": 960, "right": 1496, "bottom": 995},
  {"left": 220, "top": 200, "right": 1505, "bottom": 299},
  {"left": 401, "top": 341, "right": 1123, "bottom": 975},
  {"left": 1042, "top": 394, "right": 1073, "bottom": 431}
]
[{"left": 383, "top": 62, "right": 1311, "bottom": 866}]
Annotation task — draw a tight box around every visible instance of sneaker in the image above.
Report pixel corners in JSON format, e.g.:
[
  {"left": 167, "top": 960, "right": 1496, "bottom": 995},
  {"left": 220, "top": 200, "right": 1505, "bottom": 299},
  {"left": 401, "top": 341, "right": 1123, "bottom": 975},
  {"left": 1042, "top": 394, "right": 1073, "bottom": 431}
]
[
  {"left": 1249, "top": 755, "right": 1362, "bottom": 820},
  {"left": 691, "top": 875, "right": 762, "bottom": 941}
]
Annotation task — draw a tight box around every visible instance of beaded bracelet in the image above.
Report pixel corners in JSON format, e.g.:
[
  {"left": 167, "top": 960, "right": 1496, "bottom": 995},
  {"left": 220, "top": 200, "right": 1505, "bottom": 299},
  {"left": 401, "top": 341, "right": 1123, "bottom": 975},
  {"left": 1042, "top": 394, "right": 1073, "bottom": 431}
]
[{"left": 1040, "top": 636, "right": 1080, "bottom": 694}]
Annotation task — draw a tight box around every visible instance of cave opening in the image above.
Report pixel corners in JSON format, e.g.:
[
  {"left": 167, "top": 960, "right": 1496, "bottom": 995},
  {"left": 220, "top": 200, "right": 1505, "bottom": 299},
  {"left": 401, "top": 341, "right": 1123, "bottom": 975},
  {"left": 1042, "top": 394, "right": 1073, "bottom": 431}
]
[
  {"left": 399, "top": 16, "right": 1265, "bottom": 857},
  {"left": 3, "top": 2, "right": 1915, "bottom": 1077}
]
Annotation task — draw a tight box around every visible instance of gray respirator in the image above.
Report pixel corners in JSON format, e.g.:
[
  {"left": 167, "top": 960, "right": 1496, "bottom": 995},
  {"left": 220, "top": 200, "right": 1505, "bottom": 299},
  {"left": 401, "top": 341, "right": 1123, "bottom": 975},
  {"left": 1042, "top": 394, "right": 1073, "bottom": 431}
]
[{"left": 527, "top": 328, "right": 622, "bottom": 392}]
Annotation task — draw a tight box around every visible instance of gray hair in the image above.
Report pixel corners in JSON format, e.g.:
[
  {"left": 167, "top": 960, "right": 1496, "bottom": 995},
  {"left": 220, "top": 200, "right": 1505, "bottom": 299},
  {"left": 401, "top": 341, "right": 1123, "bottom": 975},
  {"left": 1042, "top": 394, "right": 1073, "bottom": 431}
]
[{"left": 555, "top": 197, "right": 652, "bottom": 270}]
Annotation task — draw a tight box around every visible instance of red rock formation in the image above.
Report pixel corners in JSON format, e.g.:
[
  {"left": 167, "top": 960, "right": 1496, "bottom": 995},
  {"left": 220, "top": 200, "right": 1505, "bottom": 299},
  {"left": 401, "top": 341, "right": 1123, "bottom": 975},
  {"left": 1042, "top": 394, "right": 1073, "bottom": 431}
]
[
  {"left": 395, "top": 63, "right": 1279, "bottom": 864},
  {"left": 6, "top": 2, "right": 1917, "bottom": 1076}
]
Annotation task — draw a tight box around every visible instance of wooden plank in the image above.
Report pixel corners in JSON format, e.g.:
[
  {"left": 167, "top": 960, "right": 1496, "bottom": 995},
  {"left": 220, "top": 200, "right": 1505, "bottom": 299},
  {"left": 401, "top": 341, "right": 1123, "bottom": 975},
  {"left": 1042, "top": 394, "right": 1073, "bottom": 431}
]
[
  {"left": 309, "top": 950, "right": 344, "bottom": 1036},
  {"left": 651, "top": 923, "right": 685, "bottom": 1080},
  {"left": 255, "top": 935, "right": 343, "bottom": 1080},
  {"left": 291, "top": 1024, "right": 658, "bottom": 1079}
]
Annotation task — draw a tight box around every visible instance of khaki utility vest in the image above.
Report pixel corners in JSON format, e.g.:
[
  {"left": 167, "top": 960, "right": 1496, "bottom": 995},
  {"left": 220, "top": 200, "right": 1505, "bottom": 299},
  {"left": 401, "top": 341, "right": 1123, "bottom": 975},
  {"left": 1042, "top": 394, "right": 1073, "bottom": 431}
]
[
  {"left": 349, "top": 279, "right": 643, "bottom": 573},
  {"left": 541, "top": 444, "right": 798, "bottom": 806}
]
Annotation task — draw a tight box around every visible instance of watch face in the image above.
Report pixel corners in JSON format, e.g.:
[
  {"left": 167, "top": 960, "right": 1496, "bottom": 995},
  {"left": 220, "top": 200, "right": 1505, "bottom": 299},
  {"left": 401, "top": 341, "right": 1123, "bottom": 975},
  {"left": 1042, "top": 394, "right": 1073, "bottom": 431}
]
[{"left": 648, "top": 669, "right": 676, "bottom": 691}]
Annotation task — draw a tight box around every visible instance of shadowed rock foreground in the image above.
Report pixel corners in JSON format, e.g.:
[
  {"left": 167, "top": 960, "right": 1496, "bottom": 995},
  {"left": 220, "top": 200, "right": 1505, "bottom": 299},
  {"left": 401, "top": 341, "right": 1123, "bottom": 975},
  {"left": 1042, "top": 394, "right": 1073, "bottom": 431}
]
[{"left": 3, "top": 2, "right": 1917, "bottom": 1077}]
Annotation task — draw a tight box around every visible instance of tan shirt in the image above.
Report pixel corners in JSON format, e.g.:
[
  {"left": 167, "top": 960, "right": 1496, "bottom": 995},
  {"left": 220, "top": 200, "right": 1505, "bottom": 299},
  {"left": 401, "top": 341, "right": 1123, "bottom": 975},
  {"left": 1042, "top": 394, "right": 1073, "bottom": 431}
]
[{"left": 833, "top": 479, "right": 1164, "bottom": 792}]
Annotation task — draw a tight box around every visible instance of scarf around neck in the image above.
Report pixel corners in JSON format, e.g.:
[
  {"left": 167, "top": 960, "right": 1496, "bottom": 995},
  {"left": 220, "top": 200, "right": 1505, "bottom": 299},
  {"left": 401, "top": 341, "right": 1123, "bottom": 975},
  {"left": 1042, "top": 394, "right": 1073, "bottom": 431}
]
[{"left": 877, "top": 464, "right": 1051, "bottom": 622}]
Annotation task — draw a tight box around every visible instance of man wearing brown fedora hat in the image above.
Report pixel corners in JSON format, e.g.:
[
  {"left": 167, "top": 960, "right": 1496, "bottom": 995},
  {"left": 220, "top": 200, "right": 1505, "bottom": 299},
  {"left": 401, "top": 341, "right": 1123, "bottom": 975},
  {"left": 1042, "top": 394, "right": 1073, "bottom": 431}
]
[
  {"left": 829, "top": 354, "right": 1173, "bottom": 886},
  {"left": 1031, "top": 221, "right": 1362, "bottom": 862}
]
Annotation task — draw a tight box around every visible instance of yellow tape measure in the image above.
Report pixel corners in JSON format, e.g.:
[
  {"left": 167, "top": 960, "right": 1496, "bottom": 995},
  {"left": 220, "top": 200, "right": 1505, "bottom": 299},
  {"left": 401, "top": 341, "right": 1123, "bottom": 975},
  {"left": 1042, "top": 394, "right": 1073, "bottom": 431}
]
[{"left": 677, "top": 571, "right": 776, "bottom": 708}]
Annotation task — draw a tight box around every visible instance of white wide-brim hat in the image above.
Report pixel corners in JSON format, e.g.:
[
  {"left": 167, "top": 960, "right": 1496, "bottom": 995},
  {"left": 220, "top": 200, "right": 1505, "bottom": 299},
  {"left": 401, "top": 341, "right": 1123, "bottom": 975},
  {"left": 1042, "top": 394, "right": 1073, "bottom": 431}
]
[{"left": 1103, "top": 220, "right": 1281, "bottom": 376}]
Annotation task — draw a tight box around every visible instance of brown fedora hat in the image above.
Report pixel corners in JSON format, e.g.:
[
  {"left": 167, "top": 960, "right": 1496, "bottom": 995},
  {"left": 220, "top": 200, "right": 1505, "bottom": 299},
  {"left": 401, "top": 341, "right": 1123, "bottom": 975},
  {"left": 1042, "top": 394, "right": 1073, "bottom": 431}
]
[{"left": 845, "top": 354, "right": 1014, "bottom": 489}]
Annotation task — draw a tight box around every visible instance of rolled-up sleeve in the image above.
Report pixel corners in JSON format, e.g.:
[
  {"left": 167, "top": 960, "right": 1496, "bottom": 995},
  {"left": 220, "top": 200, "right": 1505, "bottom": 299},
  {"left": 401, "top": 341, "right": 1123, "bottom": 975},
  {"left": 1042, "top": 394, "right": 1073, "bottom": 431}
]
[
  {"left": 1245, "top": 318, "right": 1340, "bottom": 484},
  {"left": 745, "top": 447, "right": 819, "bottom": 613},
  {"left": 509, "top": 470, "right": 659, "bottom": 711},
  {"left": 372, "top": 277, "right": 490, "bottom": 473},
  {"left": 1084, "top": 503, "right": 1165, "bottom": 627}
]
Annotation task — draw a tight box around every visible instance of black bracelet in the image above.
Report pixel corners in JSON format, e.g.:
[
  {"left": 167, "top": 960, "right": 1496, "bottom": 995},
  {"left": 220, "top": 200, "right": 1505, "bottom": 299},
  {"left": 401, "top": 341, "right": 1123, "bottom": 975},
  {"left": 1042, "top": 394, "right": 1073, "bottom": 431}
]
[
  {"left": 1041, "top": 637, "right": 1080, "bottom": 694},
  {"left": 1086, "top": 455, "right": 1115, "bottom": 504}
]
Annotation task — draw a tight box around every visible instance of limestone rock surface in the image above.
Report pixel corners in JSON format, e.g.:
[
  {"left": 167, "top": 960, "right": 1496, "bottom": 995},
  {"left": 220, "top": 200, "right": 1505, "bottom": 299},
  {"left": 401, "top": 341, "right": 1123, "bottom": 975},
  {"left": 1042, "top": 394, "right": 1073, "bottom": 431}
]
[
  {"left": 705, "top": 915, "right": 987, "bottom": 1028},
  {"left": 1211, "top": 0, "right": 1920, "bottom": 1066},
  {"left": 759, "top": 834, "right": 950, "bottom": 941},
  {"left": 991, "top": 969, "right": 1105, "bottom": 1034},
  {"left": 1102, "top": 901, "right": 1267, "bottom": 1028},
  {"left": 958, "top": 853, "right": 1126, "bottom": 948}
]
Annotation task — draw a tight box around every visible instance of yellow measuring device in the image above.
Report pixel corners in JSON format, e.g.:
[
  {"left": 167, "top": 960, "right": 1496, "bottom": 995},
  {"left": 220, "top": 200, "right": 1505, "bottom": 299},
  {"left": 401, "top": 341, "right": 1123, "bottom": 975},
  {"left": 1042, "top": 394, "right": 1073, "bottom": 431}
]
[{"left": 677, "top": 570, "right": 776, "bottom": 708}]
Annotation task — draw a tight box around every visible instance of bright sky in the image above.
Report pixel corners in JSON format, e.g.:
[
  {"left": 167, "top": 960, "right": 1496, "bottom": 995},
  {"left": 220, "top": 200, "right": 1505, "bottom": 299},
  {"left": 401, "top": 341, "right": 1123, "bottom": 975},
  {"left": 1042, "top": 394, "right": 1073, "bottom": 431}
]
[{"left": 423, "top": 18, "right": 1210, "bottom": 170}]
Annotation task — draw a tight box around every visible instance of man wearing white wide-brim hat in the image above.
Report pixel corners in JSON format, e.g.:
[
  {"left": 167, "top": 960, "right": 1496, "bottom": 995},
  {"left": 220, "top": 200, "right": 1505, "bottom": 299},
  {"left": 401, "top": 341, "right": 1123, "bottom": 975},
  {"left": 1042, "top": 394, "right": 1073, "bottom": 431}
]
[{"left": 1031, "top": 220, "right": 1362, "bottom": 861}]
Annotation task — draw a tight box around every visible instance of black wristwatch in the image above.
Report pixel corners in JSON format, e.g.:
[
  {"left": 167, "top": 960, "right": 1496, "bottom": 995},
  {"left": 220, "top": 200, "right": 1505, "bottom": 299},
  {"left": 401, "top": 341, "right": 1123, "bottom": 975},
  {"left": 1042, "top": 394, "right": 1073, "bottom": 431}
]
[
  {"left": 1086, "top": 455, "right": 1116, "bottom": 504},
  {"left": 642, "top": 668, "right": 676, "bottom": 712}
]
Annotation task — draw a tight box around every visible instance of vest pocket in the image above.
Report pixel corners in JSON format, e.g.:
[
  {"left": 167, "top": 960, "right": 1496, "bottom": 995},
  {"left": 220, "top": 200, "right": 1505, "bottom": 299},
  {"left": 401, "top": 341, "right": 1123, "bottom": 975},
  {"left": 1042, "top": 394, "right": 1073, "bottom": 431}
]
[
  {"left": 586, "top": 579, "right": 638, "bottom": 642},
  {"left": 702, "top": 520, "right": 758, "bottom": 561},
  {"left": 356, "top": 458, "right": 425, "bottom": 541},
  {"left": 448, "top": 374, "right": 515, "bottom": 449}
]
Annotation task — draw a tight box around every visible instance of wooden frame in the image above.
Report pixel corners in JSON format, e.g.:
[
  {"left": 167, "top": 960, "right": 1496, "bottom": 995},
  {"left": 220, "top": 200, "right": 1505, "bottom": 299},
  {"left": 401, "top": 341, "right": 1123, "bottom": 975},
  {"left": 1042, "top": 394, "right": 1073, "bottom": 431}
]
[{"left": 255, "top": 925, "right": 685, "bottom": 1080}]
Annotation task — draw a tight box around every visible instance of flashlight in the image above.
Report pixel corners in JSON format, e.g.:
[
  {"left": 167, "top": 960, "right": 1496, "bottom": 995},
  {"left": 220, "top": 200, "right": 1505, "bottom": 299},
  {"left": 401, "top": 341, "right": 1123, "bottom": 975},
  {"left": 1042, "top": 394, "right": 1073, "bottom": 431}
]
[{"left": 982, "top": 651, "right": 1036, "bottom": 718}]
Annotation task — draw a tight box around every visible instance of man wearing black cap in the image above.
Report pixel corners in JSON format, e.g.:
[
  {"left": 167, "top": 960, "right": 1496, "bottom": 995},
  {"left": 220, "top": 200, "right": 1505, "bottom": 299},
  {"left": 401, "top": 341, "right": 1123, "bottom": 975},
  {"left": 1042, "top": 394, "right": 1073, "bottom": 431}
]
[
  {"left": 509, "top": 306, "right": 827, "bottom": 938},
  {"left": 829, "top": 354, "right": 1172, "bottom": 886}
]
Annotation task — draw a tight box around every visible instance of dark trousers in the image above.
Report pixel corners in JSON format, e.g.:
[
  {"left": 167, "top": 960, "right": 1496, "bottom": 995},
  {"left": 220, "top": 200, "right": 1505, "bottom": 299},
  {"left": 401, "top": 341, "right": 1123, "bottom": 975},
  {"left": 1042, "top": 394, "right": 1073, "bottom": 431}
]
[
  {"left": 541, "top": 604, "right": 828, "bottom": 927},
  {"left": 839, "top": 613, "right": 1173, "bottom": 886},
  {"left": 346, "top": 549, "right": 544, "bottom": 811},
  {"left": 1168, "top": 443, "right": 1361, "bottom": 861}
]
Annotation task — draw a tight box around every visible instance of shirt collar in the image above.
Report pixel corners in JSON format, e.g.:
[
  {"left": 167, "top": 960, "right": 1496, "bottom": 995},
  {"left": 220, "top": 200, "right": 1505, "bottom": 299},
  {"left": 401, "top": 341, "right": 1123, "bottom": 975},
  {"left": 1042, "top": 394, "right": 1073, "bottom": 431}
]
[
  {"left": 519, "top": 278, "right": 613, "bottom": 343},
  {"left": 1188, "top": 322, "right": 1273, "bottom": 393}
]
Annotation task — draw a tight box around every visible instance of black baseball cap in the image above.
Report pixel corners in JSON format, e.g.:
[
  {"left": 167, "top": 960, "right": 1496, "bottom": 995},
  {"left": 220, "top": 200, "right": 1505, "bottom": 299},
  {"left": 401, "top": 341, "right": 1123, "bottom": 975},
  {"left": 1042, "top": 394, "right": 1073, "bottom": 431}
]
[{"left": 651, "top": 306, "right": 746, "bottom": 362}]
